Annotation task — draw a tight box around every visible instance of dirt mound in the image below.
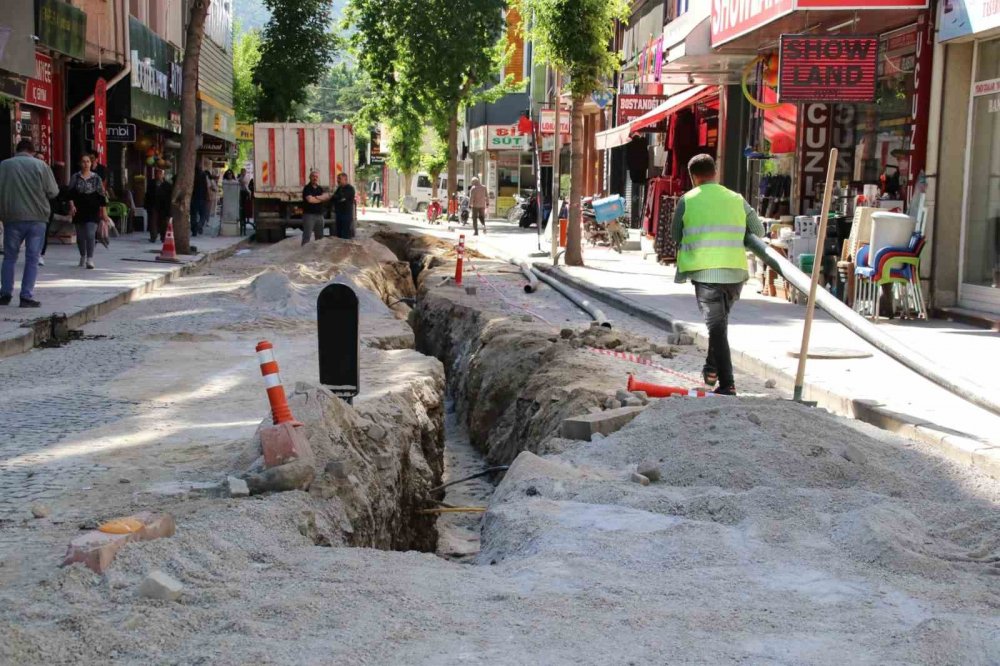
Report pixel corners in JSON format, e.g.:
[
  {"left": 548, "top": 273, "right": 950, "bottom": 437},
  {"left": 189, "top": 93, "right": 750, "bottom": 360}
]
[{"left": 240, "top": 269, "right": 314, "bottom": 317}]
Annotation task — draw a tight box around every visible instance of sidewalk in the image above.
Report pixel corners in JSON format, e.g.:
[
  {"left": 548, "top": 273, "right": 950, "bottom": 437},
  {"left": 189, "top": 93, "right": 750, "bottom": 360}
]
[
  {"left": 0, "top": 231, "right": 246, "bottom": 359},
  {"left": 364, "top": 211, "right": 1000, "bottom": 476}
]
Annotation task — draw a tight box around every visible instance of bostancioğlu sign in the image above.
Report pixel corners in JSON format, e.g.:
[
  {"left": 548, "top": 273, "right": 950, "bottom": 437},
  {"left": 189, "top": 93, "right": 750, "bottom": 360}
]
[{"left": 129, "top": 17, "right": 182, "bottom": 134}]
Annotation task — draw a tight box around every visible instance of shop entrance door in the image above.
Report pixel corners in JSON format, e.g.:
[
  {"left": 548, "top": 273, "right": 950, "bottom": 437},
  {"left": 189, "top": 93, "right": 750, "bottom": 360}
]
[{"left": 959, "top": 38, "right": 1000, "bottom": 315}]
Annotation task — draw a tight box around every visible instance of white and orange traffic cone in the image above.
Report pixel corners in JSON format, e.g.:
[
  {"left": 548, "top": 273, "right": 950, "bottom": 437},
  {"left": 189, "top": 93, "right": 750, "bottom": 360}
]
[
  {"left": 454, "top": 234, "right": 465, "bottom": 287},
  {"left": 255, "top": 340, "right": 312, "bottom": 467},
  {"left": 155, "top": 218, "right": 180, "bottom": 263}
]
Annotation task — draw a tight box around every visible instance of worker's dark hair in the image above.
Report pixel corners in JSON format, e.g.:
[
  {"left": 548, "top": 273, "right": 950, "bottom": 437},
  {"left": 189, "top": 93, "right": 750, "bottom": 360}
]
[
  {"left": 687, "top": 153, "right": 717, "bottom": 179},
  {"left": 15, "top": 139, "right": 35, "bottom": 153}
]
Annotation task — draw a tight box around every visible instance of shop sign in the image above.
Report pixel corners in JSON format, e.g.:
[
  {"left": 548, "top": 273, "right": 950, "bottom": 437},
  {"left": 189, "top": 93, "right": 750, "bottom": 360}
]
[
  {"left": 778, "top": 35, "right": 878, "bottom": 103},
  {"left": 236, "top": 123, "right": 254, "bottom": 141},
  {"left": 85, "top": 122, "right": 137, "bottom": 143},
  {"left": 25, "top": 53, "right": 54, "bottom": 110},
  {"left": 94, "top": 78, "right": 107, "bottom": 167},
  {"left": 617, "top": 95, "right": 667, "bottom": 123},
  {"left": 470, "top": 125, "right": 530, "bottom": 152},
  {"left": 939, "top": 0, "right": 1000, "bottom": 41},
  {"left": 0, "top": 2, "right": 37, "bottom": 77},
  {"left": 798, "top": 103, "right": 855, "bottom": 208},
  {"left": 974, "top": 77, "right": 1000, "bottom": 96},
  {"left": 906, "top": 14, "right": 934, "bottom": 205},
  {"left": 200, "top": 99, "right": 236, "bottom": 143},
  {"left": 199, "top": 137, "right": 227, "bottom": 153},
  {"left": 129, "top": 17, "right": 182, "bottom": 133},
  {"left": 36, "top": 0, "right": 87, "bottom": 61},
  {"left": 711, "top": 0, "right": 794, "bottom": 46},
  {"left": 539, "top": 109, "right": 570, "bottom": 134}
]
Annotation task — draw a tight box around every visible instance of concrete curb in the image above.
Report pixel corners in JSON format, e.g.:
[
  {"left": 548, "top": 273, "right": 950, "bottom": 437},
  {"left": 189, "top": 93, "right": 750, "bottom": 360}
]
[
  {"left": 0, "top": 238, "right": 248, "bottom": 360},
  {"left": 538, "top": 264, "right": 1000, "bottom": 480}
]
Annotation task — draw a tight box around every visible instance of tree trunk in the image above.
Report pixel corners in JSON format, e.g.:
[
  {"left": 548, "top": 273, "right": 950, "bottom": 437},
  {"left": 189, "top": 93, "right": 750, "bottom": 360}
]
[
  {"left": 564, "top": 94, "right": 586, "bottom": 266},
  {"left": 447, "top": 109, "right": 458, "bottom": 199},
  {"left": 170, "top": 0, "right": 210, "bottom": 255}
]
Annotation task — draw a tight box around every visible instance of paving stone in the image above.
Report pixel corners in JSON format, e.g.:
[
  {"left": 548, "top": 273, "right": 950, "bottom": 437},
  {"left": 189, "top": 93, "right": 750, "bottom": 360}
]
[
  {"left": 227, "top": 476, "right": 249, "bottom": 498},
  {"left": 630, "top": 472, "right": 650, "bottom": 486},
  {"left": 137, "top": 570, "right": 183, "bottom": 601},
  {"left": 561, "top": 405, "right": 646, "bottom": 441}
]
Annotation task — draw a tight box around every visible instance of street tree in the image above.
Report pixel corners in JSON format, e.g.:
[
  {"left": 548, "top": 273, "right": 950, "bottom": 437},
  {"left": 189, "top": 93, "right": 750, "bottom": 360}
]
[
  {"left": 233, "top": 22, "right": 261, "bottom": 123},
  {"left": 253, "top": 0, "right": 336, "bottom": 121},
  {"left": 386, "top": 106, "right": 423, "bottom": 203},
  {"left": 421, "top": 134, "right": 449, "bottom": 199},
  {"left": 516, "top": 0, "right": 628, "bottom": 266},
  {"left": 170, "top": 0, "right": 211, "bottom": 255}
]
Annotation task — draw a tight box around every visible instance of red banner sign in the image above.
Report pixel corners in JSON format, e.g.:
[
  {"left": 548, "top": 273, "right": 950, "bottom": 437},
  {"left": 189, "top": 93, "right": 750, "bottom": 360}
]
[
  {"left": 711, "top": 0, "right": 794, "bottom": 46},
  {"left": 26, "top": 53, "right": 54, "bottom": 110},
  {"left": 94, "top": 78, "right": 107, "bottom": 167},
  {"left": 617, "top": 95, "right": 667, "bottom": 123},
  {"left": 778, "top": 35, "right": 878, "bottom": 103}
]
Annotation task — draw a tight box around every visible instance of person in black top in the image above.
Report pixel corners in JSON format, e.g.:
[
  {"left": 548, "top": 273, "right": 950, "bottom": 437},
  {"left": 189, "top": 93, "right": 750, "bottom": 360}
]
[
  {"left": 190, "top": 163, "right": 210, "bottom": 236},
  {"left": 301, "top": 169, "right": 331, "bottom": 245},
  {"left": 66, "top": 154, "right": 108, "bottom": 269},
  {"left": 332, "top": 173, "right": 356, "bottom": 240},
  {"left": 144, "top": 168, "right": 172, "bottom": 242}
]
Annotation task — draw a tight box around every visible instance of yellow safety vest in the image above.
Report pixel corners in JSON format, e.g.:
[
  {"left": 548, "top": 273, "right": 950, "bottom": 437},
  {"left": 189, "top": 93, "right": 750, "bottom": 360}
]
[{"left": 676, "top": 183, "right": 748, "bottom": 273}]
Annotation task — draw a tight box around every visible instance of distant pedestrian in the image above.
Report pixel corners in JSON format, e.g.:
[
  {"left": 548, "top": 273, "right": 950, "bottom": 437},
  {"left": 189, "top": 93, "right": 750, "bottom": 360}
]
[
  {"left": 0, "top": 139, "right": 60, "bottom": 307},
  {"left": 301, "top": 169, "right": 330, "bottom": 245},
  {"left": 369, "top": 177, "right": 382, "bottom": 207},
  {"left": 331, "top": 172, "right": 356, "bottom": 240},
  {"left": 671, "top": 154, "right": 763, "bottom": 396},
  {"left": 469, "top": 177, "right": 488, "bottom": 236},
  {"left": 190, "top": 161, "right": 210, "bottom": 237},
  {"left": 89, "top": 150, "right": 108, "bottom": 185},
  {"left": 223, "top": 169, "right": 236, "bottom": 181},
  {"left": 238, "top": 168, "right": 252, "bottom": 229},
  {"left": 67, "top": 154, "right": 109, "bottom": 270},
  {"left": 145, "top": 167, "right": 172, "bottom": 243}
]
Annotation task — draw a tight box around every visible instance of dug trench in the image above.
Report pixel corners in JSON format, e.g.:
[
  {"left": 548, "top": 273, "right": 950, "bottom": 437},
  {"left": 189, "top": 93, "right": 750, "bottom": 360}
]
[{"left": 3, "top": 225, "right": 999, "bottom": 664}]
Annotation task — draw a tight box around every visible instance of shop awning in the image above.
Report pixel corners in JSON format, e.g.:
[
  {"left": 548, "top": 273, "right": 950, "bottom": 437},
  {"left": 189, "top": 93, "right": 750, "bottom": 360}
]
[{"left": 596, "top": 85, "right": 713, "bottom": 150}]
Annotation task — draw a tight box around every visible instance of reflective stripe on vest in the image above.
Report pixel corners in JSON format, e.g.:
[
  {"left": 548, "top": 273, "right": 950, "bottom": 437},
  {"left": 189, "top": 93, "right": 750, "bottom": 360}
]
[{"left": 677, "top": 184, "right": 747, "bottom": 274}]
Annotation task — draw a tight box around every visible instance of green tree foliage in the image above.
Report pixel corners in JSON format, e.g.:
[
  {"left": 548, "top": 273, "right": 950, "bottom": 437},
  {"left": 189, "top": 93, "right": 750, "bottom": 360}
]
[
  {"left": 386, "top": 105, "right": 423, "bottom": 193},
  {"left": 233, "top": 22, "right": 261, "bottom": 123},
  {"left": 515, "top": 0, "right": 628, "bottom": 265},
  {"left": 306, "top": 63, "right": 370, "bottom": 123},
  {"left": 253, "top": 0, "right": 337, "bottom": 121},
  {"left": 421, "top": 134, "right": 449, "bottom": 197}
]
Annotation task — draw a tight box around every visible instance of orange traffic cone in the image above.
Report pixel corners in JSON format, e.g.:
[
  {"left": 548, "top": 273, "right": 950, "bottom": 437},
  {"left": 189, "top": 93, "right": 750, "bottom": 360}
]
[
  {"left": 155, "top": 218, "right": 180, "bottom": 263},
  {"left": 627, "top": 374, "right": 708, "bottom": 398}
]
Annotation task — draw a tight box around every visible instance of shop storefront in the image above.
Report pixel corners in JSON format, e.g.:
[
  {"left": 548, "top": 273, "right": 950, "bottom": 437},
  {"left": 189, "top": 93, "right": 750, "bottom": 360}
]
[
  {"left": 938, "top": 0, "right": 1000, "bottom": 314},
  {"left": 469, "top": 123, "right": 533, "bottom": 217},
  {"left": 0, "top": 0, "right": 38, "bottom": 159}
]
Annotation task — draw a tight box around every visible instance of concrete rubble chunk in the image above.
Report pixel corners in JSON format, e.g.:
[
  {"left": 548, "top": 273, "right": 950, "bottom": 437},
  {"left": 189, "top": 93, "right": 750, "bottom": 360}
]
[
  {"left": 561, "top": 405, "right": 646, "bottom": 441},
  {"left": 560, "top": 328, "right": 574, "bottom": 339},
  {"left": 764, "top": 378, "right": 778, "bottom": 389},
  {"left": 365, "top": 424, "right": 387, "bottom": 442},
  {"left": 245, "top": 460, "right": 315, "bottom": 495},
  {"left": 31, "top": 504, "right": 50, "bottom": 519},
  {"left": 137, "top": 570, "right": 184, "bottom": 601},
  {"left": 630, "top": 391, "right": 649, "bottom": 405},
  {"left": 637, "top": 460, "right": 662, "bottom": 482},
  {"left": 623, "top": 397, "right": 643, "bottom": 408},
  {"left": 747, "top": 413, "right": 762, "bottom": 426},
  {"left": 325, "top": 459, "right": 353, "bottom": 479},
  {"left": 630, "top": 472, "right": 650, "bottom": 486},
  {"left": 615, "top": 389, "right": 632, "bottom": 403},
  {"left": 261, "top": 422, "right": 314, "bottom": 468},
  {"left": 62, "top": 512, "right": 176, "bottom": 574},
  {"left": 227, "top": 476, "right": 249, "bottom": 498}
]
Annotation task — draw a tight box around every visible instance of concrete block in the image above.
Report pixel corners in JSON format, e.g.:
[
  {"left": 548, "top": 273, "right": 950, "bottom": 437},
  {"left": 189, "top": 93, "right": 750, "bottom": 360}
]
[
  {"left": 561, "top": 405, "right": 646, "bottom": 441},
  {"left": 261, "top": 422, "right": 313, "bottom": 468},
  {"left": 137, "top": 570, "right": 183, "bottom": 601},
  {"left": 630, "top": 472, "right": 650, "bottom": 486},
  {"left": 62, "top": 512, "right": 175, "bottom": 573},
  {"left": 227, "top": 476, "right": 249, "bottom": 497},
  {"left": 637, "top": 459, "right": 661, "bottom": 482}
]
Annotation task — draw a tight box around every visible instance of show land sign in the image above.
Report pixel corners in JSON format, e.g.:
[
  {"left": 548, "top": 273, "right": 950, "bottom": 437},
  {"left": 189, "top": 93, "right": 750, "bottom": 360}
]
[{"left": 778, "top": 35, "right": 878, "bottom": 103}]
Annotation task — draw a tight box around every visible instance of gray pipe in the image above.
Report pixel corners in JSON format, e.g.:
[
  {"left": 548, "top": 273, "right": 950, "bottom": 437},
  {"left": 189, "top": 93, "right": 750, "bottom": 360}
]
[
  {"left": 511, "top": 258, "right": 539, "bottom": 293},
  {"left": 530, "top": 267, "right": 611, "bottom": 328},
  {"left": 746, "top": 235, "right": 1000, "bottom": 418}
]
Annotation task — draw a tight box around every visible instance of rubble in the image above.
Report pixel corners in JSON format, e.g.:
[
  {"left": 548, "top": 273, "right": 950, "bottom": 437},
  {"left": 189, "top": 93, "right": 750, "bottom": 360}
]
[{"left": 136, "top": 570, "right": 183, "bottom": 601}]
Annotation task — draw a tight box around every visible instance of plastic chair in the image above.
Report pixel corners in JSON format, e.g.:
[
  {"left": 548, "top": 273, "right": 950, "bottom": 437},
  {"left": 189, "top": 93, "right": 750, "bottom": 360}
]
[
  {"left": 853, "top": 233, "right": 926, "bottom": 320},
  {"left": 107, "top": 201, "right": 129, "bottom": 235}
]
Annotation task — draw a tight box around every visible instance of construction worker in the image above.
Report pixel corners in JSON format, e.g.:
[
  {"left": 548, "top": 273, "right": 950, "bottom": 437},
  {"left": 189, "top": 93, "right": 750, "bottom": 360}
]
[{"left": 672, "top": 154, "right": 764, "bottom": 396}]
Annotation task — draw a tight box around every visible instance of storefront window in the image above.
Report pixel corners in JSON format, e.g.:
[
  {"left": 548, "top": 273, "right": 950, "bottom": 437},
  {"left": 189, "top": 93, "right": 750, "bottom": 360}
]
[{"left": 962, "top": 38, "right": 1000, "bottom": 293}]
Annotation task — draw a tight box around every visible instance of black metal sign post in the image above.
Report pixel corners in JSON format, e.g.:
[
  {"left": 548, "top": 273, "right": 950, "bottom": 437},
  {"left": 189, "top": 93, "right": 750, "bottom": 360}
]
[{"left": 317, "top": 283, "right": 360, "bottom": 404}]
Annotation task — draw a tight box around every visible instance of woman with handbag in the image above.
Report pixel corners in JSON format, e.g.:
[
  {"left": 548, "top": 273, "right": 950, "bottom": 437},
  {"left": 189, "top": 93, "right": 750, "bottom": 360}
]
[{"left": 66, "top": 154, "right": 108, "bottom": 269}]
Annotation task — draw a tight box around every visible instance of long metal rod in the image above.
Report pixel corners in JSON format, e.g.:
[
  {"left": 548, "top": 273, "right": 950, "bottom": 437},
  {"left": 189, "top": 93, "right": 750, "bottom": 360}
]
[
  {"left": 793, "top": 149, "right": 838, "bottom": 401},
  {"left": 530, "top": 267, "right": 611, "bottom": 327},
  {"left": 747, "top": 234, "right": 1000, "bottom": 418}
]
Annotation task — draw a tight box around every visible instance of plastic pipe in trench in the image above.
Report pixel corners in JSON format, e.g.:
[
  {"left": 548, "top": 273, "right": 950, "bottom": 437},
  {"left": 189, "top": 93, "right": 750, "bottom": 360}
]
[
  {"left": 746, "top": 235, "right": 1000, "bottom": 418},
  {"left": 511, "top": 258, "right": 539, "bottom": 293},
  {"left": 530, "top": 266, "right": 612, "bottom": 328}
]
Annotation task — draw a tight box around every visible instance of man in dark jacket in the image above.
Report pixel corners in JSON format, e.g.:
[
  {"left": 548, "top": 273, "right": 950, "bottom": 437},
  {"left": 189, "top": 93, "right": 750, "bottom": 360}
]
[
  {"left": 145, "top": 168, "right": 172, "bottom": 242},
  {"left": 190, "top": 162, "right": 210, "bottom": 237},
  {"left": 331, "top": 173, "right": 356, "bottom": 240}
]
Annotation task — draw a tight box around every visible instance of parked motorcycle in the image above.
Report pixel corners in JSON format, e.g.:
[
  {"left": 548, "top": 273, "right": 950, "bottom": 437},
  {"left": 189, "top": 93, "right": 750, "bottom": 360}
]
[
  {"left": 518, "top": 192, "right": 551, "bottom": 229},
  {"left": 583, "top": 195, "right": 628, "bottom": 253},
  {"left": 507, "top": 191, "right": 534, "bottom": 224}
]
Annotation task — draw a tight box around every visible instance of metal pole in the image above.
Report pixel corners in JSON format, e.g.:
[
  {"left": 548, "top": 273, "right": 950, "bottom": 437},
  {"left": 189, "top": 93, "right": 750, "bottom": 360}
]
[
  {"left": 793, "top": 148, "right": 838, "bottom": 402},
  {"left": 550, "top": 70, "right": 562, "bottom": 262}
]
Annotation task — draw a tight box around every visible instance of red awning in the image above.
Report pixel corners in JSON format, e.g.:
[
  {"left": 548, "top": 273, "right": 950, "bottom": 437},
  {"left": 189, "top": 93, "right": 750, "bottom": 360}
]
[{"left": 596, "top": 85, "right": 716, "bottom": 150}]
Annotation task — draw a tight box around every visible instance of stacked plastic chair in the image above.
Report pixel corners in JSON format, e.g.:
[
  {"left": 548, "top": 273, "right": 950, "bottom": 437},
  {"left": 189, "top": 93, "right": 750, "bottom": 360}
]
[{"left": 853, "top": 232, "right": 927, "bottom": 321}]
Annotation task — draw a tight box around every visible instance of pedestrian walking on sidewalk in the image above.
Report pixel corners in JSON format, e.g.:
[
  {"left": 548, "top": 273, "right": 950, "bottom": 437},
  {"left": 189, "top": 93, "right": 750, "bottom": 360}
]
[
  {"left": 190, "top": 162, "right": 211, "bottom": 237},
  {"left": 370, "top": 178, "right": 382, "bottom": 207},
  {"left": 469, "top": 177, "right": 487, "bottom": 236},
  {"left": 0, "top": 139, "right": 60, "bottom": 307},
  {"left": 67, "top": 154, "right": 109, "bottom": 270},
  {"left": 672, "top": 154, "right": 764, "bottom": 396},
  {"left": 331, "top": 173, "right": 356, "bottom": 240},
  {"left": 302, "top": 169, "right": 330, "bottom": 245},
  {"left": 145, "top": 168, "right": 172, "bottom": 243}
]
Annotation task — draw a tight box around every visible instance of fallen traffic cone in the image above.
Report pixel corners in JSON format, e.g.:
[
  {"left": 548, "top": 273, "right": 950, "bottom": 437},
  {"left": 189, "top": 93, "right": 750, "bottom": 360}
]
[
  {"left": 255, "top": 340, "right": 312, "bottom": 468},
  {"left": 627, "top": 374, "right": 708, "bottom": 398},
  {"left": 454, "top": 234, "right": 465, "bottom": 286},
  {"left": 155, "top": 218, "right": 180, "bottom": 263}
]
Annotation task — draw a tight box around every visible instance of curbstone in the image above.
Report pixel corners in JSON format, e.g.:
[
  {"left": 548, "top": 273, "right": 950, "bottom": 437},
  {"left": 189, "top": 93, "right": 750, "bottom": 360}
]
[
  {"left": 227, "top": 476, "right": 249, "bottom": 498},
  {"left": 561, "top": 405, "right": 646, "bottom": 441},
  {"left": 137, "top": 570, "right": 184, "bottom": 601}
]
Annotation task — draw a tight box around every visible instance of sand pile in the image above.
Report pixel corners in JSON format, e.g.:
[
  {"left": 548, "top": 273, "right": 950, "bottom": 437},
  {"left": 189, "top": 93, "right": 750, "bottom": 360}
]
[{"left": 240, "top": 269, "right": 314, "bottom": 318}]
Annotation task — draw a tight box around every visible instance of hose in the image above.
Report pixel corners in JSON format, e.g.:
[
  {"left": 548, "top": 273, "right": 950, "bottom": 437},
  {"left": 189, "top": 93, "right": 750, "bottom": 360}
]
[
  {"left": 510, "top": 258, "right": 539, "bottom": 293},
  {"left": 427, "top": 466, "right": 510, "bottom": 495},
  {"left": 746, "top": 235, "right": 1000, "bottom": 418},
  {"left": 531, "top": 264, "right": 612, "bottom": 328}
]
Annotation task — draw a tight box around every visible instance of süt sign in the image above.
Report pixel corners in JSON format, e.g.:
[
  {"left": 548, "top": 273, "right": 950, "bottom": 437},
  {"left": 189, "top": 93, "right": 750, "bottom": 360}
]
[{"left": 778, "top": 35, "right": 878, "bottom": 103}]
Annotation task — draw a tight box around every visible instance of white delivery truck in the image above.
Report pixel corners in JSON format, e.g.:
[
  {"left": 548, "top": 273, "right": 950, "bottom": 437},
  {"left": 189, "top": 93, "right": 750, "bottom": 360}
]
[{"left": 252, "top": 122, "right": 355, "bottom": 242}]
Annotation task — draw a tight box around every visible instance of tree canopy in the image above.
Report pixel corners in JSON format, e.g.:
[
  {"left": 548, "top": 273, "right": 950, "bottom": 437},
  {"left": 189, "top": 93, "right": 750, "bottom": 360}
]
[
  {"left": 253, "top": 0, "right": 337, "bottom": 121},
  {"left": 233, "top": 22, "right": 261, "bottom": 123}
]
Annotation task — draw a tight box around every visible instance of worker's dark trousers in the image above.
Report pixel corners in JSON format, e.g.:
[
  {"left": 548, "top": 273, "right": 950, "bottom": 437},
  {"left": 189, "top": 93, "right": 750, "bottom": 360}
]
[{"left": 693, "top": 281, "right": 743, "bottom": 391}]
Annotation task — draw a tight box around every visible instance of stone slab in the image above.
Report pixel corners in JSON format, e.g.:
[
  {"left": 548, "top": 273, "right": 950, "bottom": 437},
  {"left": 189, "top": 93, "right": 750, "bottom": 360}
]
[{"left": 561, "top": 405, "right": 647, "bottom": 441}]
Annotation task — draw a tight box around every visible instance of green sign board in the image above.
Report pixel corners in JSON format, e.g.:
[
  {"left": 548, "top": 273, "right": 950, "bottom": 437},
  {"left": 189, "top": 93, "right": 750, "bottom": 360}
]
[
  {"left": 129, "top": 17, "right": 182, "bottom": 133},
  {"left": 36, "top": 0, "right": 87, "bottom": 61}
]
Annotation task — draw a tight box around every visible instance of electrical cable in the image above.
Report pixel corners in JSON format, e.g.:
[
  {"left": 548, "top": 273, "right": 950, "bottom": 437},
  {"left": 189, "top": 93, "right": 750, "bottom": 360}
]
[{"left": 427, "top": 466, "right": 510, "bottom": 495}]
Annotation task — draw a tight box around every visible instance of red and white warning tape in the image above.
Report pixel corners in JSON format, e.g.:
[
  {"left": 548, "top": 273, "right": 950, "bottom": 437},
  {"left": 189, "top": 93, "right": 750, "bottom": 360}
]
[
  {"left": 583, "top": 346, "right": 702, "bottom": 386},
  {"left": 464, "top": 255, "right": 555, "bottom": 326}
]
